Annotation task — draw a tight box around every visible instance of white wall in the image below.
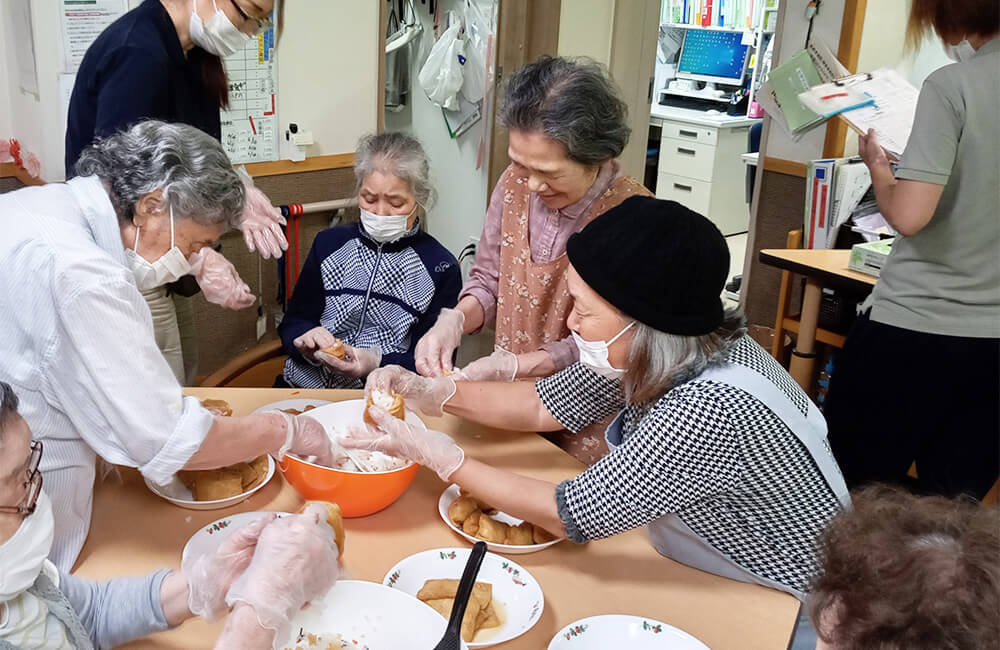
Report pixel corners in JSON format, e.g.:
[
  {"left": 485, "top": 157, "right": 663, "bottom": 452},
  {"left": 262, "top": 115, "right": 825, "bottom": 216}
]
[
  {"left": 0, "top": 1, "right": 378, "bottom": 181},
  {"left": 384, "top": 1, "right": 490, "bottom": 258},
  {"left": 558, "top": 0, "right": 615, "bottom": 65},
  {"left": 278, "top": 1, "right": 379, "bottom": 156}
]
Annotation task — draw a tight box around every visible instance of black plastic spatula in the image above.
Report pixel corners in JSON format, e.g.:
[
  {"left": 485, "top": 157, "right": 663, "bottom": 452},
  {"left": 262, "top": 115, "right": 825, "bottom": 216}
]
[{"left": 433, "top": 541, "right": 487, "bottom": 650}]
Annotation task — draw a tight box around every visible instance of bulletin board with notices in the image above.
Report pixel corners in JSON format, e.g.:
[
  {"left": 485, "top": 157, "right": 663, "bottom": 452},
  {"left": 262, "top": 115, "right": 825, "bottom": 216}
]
[{"left": 220, "top": 22, "right": 279, "bottom": 165}]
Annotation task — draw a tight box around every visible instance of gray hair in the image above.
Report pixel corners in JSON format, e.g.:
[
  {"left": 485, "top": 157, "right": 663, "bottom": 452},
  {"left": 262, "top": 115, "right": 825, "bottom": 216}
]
[
  {"left": 75, "top": 120, "right": 245, "bottom": 228},
  {"left": 354, "top": 132, "right": 435, "bottom": 208},
  {"left": 499, "top": 56, "right": 630, "bottom": 166},
  {"left": 0, "top": 382, "right": 19, "bottom": 447},
  {"left": 623, "top": 307, "right": 747, "bottom": 404}
]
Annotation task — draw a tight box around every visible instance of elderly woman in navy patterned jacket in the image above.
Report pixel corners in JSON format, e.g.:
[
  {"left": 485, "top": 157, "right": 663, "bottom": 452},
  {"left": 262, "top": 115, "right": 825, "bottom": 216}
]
[
  {"left": 346, "top": 196, "right": 850, "bottom": 644},
  {"left": 277, "top": 132, "right": 462, "bottom": 389}
]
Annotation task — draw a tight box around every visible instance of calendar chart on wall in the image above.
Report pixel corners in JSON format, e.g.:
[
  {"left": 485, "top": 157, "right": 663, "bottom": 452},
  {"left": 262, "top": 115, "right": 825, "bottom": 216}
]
[{"left": 221, "top": 24, "right": 278, "bottom": 164}]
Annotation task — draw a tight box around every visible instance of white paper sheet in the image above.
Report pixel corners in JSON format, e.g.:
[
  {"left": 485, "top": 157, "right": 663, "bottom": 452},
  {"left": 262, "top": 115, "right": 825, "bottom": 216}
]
[
  {"left": 838, "top": 68, "right": 920, "bottom": 158},
  {"left": 61, "top": 0, "right": 127, "bottom": 73},
  {"left": 11, "top": 0, "right": 38, "bottom": 94}
]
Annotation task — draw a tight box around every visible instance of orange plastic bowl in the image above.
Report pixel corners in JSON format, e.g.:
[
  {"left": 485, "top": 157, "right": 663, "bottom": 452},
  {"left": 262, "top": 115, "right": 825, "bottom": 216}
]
[
  {"left": 273, "top": 398, "right": 423, "bottom": 517},
  {"left": 278, "top": 454, "right": 419, "bottom": 518}
]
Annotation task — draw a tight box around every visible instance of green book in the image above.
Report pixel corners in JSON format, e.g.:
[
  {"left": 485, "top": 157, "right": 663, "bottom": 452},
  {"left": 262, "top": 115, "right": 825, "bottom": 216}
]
[{"left": 768, "top": 49, "right": 825, "bottom": 133}]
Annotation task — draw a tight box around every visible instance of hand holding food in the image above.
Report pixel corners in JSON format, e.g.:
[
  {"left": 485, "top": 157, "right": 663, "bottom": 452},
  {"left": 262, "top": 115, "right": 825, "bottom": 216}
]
[
  {"left": 292, "top": 327, "right": 339, "bottom": 363},
  {"left": 454, "top": 347, "right": 518, "bottom": 382},
  {"left": 365, "top": 365, "right": 456, "bottom": 416},
  {"left": 183, "top": 512, "right": 277, "bottom": 621},
  {"left": 342, "top": 404, "right": 465, "bottom": 480},
  {"left": 225, "top": 508, "right": 341, "bottom": 632},
  {"left": 187, "top": 248, "right": 256, "bottom": 310},
  {"left": 414, "top": 307, "right": 465, "bottom": 376},
  {"left": 298, "top": 501, "right": 346, "bottom": 557},
  {"left": 418, "top": 579, "right": 501, "bottom": 642},
  {"left": 364, "top": 389, "right": 406, "bottom": 425},
  {"left": 315, "top": 342, "right": 382, "bottom": 380}
]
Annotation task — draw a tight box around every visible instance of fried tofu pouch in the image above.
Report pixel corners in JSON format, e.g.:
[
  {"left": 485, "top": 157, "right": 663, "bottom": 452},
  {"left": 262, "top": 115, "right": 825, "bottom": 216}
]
[
  {"left": 298, "top": 501, "right": 346, "bottom": 557},
  {"left": 321, "top": 338, "right": 347, "bottom": 359},
  {"left": 418, "top": 580, "right": 495, "bottom": 641},
  {"left": 363, "top": 389, "right": 406, "bottom": 426},
  {"left": 191, "top": 468, "right": 243, "bottom": 501},
  {"left": 199, "top": 398, "right": 232, "bottom": 417}
]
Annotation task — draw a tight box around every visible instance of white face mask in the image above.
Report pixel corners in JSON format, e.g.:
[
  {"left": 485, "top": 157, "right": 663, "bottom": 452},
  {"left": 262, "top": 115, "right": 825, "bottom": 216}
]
[
  {"left": 125, "top": 206, "right": 192, "bottom": 291},
  {"left": 0, "top": 490, "right": 54, "bottom": 602},
  {"left": 360, "top": 206, "right": 415, "bottom": 244},
  {"left": 572, "top": 321, "right": 635, "bottom": 379},
  {"left": 944, "top": 39, "right": 976, "bottom": 62},
  {"left": 189, "top": 0, "right": 250, "bottom": 57}
]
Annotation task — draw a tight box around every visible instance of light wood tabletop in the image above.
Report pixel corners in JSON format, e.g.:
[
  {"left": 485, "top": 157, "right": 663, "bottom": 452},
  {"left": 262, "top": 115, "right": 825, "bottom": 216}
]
[
  {"left": 759, "top": 248, "right": 877, "bottom": 290},
  {"left": 73, "top": 388, "right": 800, "bottom": 649}
]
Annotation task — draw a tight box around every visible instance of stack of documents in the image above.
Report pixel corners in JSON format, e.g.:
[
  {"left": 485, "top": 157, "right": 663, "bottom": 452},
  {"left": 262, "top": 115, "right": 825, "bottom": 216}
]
[{"left": 804, "top": 157, "right": 872, "bottom": 249}]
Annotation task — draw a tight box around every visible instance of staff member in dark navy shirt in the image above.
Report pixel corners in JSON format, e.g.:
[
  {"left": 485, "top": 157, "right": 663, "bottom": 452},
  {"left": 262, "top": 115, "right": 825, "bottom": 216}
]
[{"left": 65, "top": 0, "right": 288, "bottom": 384}]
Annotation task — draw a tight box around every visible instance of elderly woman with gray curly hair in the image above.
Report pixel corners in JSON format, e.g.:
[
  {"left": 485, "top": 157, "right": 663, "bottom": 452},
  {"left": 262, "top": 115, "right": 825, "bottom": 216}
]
[{"left": 0, "top": 120, "right": 338, "bottom": 572}]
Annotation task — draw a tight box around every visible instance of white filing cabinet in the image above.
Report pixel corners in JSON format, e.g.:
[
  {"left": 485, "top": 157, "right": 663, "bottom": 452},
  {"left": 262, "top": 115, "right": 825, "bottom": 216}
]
[{"left": 650, "top": 106, "right": 757, "bottom": 236}]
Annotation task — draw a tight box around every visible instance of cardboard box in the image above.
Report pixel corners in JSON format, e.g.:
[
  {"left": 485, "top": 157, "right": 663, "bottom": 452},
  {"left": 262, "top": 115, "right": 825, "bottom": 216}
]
[{"left": 849, "top": 238, "right": 894, "bottom": 277}]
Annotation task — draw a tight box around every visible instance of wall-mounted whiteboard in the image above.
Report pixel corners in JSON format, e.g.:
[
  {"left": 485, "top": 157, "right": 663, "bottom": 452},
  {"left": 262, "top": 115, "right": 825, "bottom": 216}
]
[{"left": 221, "top": 26, "right": 279, "bottom": 164}]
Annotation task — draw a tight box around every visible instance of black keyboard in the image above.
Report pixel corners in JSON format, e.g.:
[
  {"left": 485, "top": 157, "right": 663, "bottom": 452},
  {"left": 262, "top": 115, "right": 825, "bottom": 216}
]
[{"left": 658, "top": 94, "right": 729, "bottom": 113}]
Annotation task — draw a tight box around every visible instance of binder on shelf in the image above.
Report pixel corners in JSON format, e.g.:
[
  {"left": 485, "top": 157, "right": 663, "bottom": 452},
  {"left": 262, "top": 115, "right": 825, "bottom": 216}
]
[{"left": 804, "top": 159, "right": 837, "bottom": 250}]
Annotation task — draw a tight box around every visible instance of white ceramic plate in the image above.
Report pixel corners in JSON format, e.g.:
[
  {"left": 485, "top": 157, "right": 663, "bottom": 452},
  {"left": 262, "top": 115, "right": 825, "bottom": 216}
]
[
  {"left": 251, "top": 398, "right": 334, "bottom": 415},
  {"left": 438, "top": 484, "right": 564, "bottom": 555},
  {"left": 547, "top": 615, "right": 710, "bottom": 650},
  {"left": 278, "top": 580, "right": 469, "bottom": 650},
  {"left": 144, "top": 455, "right": 275, "bottom": 511},
  {"left": 382, "top": 547, "right": 544, "bottom": 648},
  {"left": 181, "top": 510, "right": 290, "bottom": 568}
]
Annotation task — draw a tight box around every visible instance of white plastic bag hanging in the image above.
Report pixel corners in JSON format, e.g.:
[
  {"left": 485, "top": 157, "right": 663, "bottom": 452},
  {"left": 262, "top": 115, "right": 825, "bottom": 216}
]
[
  {"left": 418, "top": 17, "right": 465, "bottom": 111},
  {"left": 461, "top": 2, "right": 487, "bottom": 103}
]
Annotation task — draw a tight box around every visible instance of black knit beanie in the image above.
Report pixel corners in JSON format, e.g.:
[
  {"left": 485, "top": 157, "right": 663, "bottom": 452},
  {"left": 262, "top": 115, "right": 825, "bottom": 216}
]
[{"left": 566, "top": 196, "right": 729, "bottom": 336}]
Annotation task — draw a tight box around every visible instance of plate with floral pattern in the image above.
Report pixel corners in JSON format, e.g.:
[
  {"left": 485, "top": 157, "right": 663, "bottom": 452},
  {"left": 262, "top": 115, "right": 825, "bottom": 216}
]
[
  {"left": 548, "top": 615, "right": 710, "bottom": 649},
  {"left": 382, "top": 547, "right": 544, "bottom": 648}
]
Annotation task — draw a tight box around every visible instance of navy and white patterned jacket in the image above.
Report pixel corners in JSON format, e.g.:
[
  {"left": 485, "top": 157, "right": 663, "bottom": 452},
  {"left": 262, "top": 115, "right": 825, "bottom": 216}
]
[{"left": 279, "top": 221, "right": 461, "bottom": 388}]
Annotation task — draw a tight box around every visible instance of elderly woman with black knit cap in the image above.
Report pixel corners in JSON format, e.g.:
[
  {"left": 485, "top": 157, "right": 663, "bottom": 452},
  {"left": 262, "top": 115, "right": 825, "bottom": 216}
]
[{"left": 345, "top": 196, "right": 850, "bottom": 643}]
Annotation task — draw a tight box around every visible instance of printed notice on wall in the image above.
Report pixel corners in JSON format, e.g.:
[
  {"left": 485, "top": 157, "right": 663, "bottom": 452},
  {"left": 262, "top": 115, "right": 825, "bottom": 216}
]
[
  {"left": 61, "top": 0, "right": 127, "bottom": 73},
  {"left": 220, "top": 24, "right": 279, "bottom": 164}
]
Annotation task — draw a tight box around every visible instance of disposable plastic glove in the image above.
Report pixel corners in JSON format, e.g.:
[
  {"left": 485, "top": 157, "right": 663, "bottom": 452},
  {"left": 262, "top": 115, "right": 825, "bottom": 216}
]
[
  {"left": 225, "top": 507, "right": 340, "bottom": 634},
  {"left": 184, "top": 512, "right": 277, "bottom": 621},
  {"left": 365, "top": 365, "right": 456, "bottom": 416},
  {"left": 292, "top": 326, "right": 338, "bottom": 363},
  {"left": 187, "top": 248, "right": 256, "bottom": 310},
  {"left": 414, "top": 307, "right": 465, "bottom": 376},
  {"left": 268, "top": 412, "right": 340, "bottom": 468},
  {"left": 315, "top": 343, "right": 382, "bottom": 380},
  {"left": 236, "top": 167, "right": 288, "bottom": 259},
  {"left": 342, "top": 405, "right": 465, "bottom": 481},
  {"left": 454, "top": 347, "right": 518, "bottom": 382}
]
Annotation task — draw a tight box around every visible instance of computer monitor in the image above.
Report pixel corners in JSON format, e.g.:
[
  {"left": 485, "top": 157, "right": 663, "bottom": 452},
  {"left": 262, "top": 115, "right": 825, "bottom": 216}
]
[{"left": 676, "top": 29, "right": 750, "bottom": 86}]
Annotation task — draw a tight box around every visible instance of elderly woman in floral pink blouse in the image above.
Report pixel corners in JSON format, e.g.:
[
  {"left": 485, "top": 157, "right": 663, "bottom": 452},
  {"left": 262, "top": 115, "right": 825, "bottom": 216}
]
[{"left": 415, "top": 56, "right": 650, "bottom": 391}]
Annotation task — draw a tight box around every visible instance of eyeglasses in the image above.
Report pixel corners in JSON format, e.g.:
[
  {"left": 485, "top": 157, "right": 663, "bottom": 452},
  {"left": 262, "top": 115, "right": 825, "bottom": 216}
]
[
  {"left": 0, "top": 440, "right": 43, "bottom": 516},
  {"left": 228, "top": 0, "right": 273, "bottom": 35}
]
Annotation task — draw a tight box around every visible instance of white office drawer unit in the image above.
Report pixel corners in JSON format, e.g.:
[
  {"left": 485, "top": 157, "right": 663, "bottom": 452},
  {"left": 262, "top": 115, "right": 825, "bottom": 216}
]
[
  {"left": 660, "top": 137, "right": 717, "bottom": 182},
  {"left": 656, "top": 171, "right": 712, "bottom": 215},
  {"left": 661, "top": 122, "right": 718, "bottom": 146},
  {"left": 654, "top": 115, "right": 751, "bottom": 236}
]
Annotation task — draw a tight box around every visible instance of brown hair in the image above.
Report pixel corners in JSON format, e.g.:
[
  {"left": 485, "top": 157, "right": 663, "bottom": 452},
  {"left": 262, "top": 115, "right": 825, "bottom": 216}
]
[
  {"left": 200, "top": 52, "right": 230, "bottom": 110},
  {"left": 906, "top": 0, "right": 1000, "bottom": 51},
  {"left": 810, "top": 485, "right": 1000, "bottom": 650}
]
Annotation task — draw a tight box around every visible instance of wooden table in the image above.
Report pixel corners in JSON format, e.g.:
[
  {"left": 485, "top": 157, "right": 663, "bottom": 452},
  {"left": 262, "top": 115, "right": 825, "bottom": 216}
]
[
  {"left": 74, "top": 388, "right": 799, "bottom": 649},
  {"left": 759, "top": 248, "right": 876, "bottom": 390}
]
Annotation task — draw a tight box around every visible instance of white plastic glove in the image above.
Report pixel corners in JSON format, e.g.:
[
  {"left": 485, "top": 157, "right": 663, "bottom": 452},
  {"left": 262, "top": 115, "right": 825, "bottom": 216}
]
[
  {"left": 236, "top": 167, "right": 288, "bottom": 259},
  {"left": 225, "top": 507, "right": 340, "bottom": 634},
  {"left": 365, "top": 365, "right": 456, "bottom": 417},
  {"left": 292, "top": 326, "right": 338, "bottom": 363},
  {"left": 187, "top": 248, "right": 256, "bottom": 310},
  {"left": 414, "top": 308, "right": 465, "bottom": 376},
  {"left": 342, "top": 404, "right": 465, "bottom": 481},
  {"left": 267, "top": 412, "right": 341, "bottom": 468},
  {"left": 454, "top": 347, "right": 518, "bottom": 382},
  {"left": 315, "top": 343, "right": 382, "bottom": 380},
  {"left": 183, "top": 512, "right": 277, "bottom": 621}
]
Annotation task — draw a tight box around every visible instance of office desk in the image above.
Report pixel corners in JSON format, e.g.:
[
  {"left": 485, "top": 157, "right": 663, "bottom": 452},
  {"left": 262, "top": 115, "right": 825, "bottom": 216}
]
[
  {"left": 648, "top": 105, "right": 760, "bottom": 235},
  {"left": 759, "top": 248, "right": 877, "bottom": 390}
]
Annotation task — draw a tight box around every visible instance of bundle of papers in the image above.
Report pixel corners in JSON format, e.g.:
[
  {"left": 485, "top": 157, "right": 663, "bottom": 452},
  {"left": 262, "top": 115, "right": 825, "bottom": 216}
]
[
  {"left": 804, "top": 157, "right": 872, "bottom": 249},
  {"left": 756, "top": 39, "right": 848, "bottom": 139}
]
